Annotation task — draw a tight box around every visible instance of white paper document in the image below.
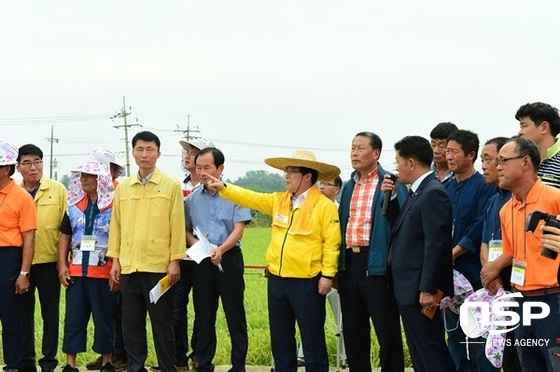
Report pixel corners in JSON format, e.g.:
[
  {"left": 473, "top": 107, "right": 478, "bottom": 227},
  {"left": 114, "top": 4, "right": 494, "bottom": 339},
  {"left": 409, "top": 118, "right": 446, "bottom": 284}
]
[
  {"left": 149, "top": 275, "right": 172, "bottom": 304},
  {"left": 187, "top": 226, "right": 224, "bottom": 272}
]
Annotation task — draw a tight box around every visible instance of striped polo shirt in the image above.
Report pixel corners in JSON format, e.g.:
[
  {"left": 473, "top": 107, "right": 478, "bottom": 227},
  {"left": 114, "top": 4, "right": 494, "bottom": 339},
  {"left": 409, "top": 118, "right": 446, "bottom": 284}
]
[{"left": 538, "top": 139, "right": 560, "bottom": 189}]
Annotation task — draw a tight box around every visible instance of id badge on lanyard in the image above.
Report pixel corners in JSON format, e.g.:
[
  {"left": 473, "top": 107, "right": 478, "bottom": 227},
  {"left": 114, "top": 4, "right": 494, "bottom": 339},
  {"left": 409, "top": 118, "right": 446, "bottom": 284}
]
[
  {"left": 488, "top": 239, "right": 503, "bottom": 262},
  {"left": 510, "top": 259, "right": 527, "bottom": 286},
  {"left": 81, "top": 235, "right": 96, "bottom": 251}
]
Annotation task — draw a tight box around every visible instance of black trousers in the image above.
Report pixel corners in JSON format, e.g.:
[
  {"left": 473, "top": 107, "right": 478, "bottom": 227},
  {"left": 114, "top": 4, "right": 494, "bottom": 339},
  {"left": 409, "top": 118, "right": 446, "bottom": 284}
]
[
  {"left": 20, "top": 262, "right": 60, "bottom": 370},
  {"left": 112, "top": 290, "right": 126, "bottom": 357},
  {"left": 268, "top": 273, "right": 328, "bottom": 372},
  {"left": 0, "top": 248, "right": 24, "bottom": 370},
  {"left": 172, "top": 259, "right": 197, "bottom": 363},
  {"left": 121, "top": 272, "right": 176, "bottom": 372},
  {"left": 398, "top": 302, "right": 455, "bottom": 372},
  {"left": 193, "top": 249, "right": 247, "bottom": 372},
  {"left": 338, "top": 252, "right": 404, "bottom": 372}
]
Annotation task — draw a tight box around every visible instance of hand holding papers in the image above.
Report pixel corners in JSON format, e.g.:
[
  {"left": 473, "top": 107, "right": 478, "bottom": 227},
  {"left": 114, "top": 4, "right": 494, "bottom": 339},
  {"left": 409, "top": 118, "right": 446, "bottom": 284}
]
[
  {"left": 186, "top": 240, "right": 215, "bottom": 263},
  {"left": 149, "top": 275, "right": 171, "bottom": 304},
  {"left": 187, "top": 226, "right": 224, "bottom": 272}
]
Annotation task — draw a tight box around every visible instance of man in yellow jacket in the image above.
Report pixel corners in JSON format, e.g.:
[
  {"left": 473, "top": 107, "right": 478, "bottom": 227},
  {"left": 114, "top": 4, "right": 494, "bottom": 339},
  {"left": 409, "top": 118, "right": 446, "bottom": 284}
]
[
  {"left": 17, "top": 144, "right": 67, "bottom": 372},
  {"left": 206, "top": 150, "right": 341, "bottom": 372},
  {"left": 108, "top": 131, "right": 186, "bottom": 372}
]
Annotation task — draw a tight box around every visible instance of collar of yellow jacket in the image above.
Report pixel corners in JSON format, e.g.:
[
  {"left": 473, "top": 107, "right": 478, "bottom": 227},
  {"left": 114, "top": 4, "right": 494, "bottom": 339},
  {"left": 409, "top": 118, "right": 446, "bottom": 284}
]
[{"left": 272, "top": 186, "right": 321, "bottom": 235}]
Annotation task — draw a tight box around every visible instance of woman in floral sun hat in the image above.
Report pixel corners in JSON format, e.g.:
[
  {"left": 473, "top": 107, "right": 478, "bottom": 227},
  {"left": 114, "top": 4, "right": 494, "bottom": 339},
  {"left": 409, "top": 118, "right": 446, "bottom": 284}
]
[{"left": 57, "top": 159, "right": 117, "bottom": 372}]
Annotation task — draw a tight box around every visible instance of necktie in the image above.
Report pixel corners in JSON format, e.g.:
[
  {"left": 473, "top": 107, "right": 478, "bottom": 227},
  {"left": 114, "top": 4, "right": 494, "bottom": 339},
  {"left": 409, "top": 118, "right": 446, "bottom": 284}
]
[{"left": 403, "top": 189, "right": 414, "bottom": 207}]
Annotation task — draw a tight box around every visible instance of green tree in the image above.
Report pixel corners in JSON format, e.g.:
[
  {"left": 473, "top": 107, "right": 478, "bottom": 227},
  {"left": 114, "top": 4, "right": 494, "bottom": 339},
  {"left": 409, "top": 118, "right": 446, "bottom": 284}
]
[
  {"left": 231, "top": 170, "right": 285, "bottom": 192},
  {"left": 59, "top": 174, "right": 71, "bottom": 189},
  {"left": 228, "top": 170, "right": 285, "bottom": 227}
]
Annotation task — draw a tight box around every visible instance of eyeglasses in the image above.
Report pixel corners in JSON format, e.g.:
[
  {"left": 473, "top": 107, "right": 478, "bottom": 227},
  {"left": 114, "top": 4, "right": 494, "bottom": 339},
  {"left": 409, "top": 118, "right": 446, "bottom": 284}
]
[
  {"left": 284, "top": 167, "right": 301, "bottom": 175},
  {"left": 18, "top": 160, "right": 43, "bottom": 169},
  {"left": 495, "top": 155, "right": 525, "bottom": 166},
  {"left": 319, "top": 182, "right": 337, "bottom": 187}
]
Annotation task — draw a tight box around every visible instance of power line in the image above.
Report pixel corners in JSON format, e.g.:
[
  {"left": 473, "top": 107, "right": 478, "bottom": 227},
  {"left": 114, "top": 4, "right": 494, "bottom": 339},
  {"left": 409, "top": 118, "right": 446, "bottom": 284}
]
[
  {"left": 0, "top": 114, "right": 111, "bottom": 126},
  {"left": 3, "top": 108, "right": 393, "bottom": 179},
  {"left": 0, "top": 112, "right": 388, "bottom": 154}
]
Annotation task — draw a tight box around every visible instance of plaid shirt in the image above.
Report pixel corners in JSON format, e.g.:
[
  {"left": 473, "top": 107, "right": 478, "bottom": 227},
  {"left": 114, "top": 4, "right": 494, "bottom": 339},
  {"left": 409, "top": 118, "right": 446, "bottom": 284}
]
[{"left": 346, "top": 167, "right": 378, "bottom": 247}]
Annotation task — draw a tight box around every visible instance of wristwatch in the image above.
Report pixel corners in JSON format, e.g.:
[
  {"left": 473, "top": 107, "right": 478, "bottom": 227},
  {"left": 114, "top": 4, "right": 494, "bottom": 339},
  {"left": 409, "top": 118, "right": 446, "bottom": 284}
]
[{"left": 20, "top": 271, "right": 30, "bottom": 279}]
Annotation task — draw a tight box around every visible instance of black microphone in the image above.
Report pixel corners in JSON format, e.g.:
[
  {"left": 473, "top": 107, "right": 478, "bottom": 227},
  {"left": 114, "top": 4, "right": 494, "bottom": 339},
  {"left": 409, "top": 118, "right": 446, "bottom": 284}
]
[{"left": 381, "top": 174, "right": 397, "bottom": 216}]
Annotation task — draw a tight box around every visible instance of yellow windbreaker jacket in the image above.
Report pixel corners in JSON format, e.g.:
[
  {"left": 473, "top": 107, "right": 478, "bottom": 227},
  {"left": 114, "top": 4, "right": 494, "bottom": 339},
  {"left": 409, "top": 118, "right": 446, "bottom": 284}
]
[
  {"left": 27, "top": 177, "right": 67, "bottom": 264},
  {"left": 220, "top": 183, "right": 341, "bottom": 278},
  {"left": 107, "top": 168, "right": 186, "bottom": 273}
]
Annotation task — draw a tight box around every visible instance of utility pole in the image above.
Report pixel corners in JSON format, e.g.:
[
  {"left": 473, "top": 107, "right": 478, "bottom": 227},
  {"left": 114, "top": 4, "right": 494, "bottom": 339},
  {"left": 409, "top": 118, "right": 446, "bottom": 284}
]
[
  {"left": 111, "top": 97, "right": 141, "bottom": 177},
  {"left": 186, "top": 115, "right": 201, "bottom": 140},
  {"left": 45, "top": 125, "right": 59, "bottom": 179},
  {"left": 174, "top": 115, "right": 201, "bottom": 172},
  {"left": 174, "top": 114, "right": 201, "bottom": 140}
]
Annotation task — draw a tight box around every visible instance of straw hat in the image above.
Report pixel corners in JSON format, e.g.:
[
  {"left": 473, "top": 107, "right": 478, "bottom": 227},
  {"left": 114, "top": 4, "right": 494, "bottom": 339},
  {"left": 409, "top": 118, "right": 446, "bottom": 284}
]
[{"left": 265, "top": 150, "right": 341, "bottom": 181}]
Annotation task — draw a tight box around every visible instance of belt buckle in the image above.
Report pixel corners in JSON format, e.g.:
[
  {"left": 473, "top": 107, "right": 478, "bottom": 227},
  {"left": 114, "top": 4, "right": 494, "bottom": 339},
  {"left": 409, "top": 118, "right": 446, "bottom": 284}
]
[{"left": 351, "top": 246, "right": 361, "bottom": 253}]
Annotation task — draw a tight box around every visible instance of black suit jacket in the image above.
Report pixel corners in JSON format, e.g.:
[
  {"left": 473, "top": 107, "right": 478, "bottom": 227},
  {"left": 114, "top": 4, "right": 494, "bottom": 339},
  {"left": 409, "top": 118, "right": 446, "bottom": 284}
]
[{"left": 387, "top": 175, "right": 454, "bottom": 306}]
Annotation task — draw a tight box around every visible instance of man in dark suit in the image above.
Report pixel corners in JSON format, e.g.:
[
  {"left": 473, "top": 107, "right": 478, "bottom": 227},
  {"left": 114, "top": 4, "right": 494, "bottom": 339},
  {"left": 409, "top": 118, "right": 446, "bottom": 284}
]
[{"left": 382, "top": 136, "right": 455, "bottom": 372}]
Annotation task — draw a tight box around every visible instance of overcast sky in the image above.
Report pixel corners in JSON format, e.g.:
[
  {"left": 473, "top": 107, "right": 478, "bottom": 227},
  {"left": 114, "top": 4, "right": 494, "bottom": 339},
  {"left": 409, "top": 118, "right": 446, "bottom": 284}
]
[{"left": 2, "top": 1, "right": 560, "bottom": 182}]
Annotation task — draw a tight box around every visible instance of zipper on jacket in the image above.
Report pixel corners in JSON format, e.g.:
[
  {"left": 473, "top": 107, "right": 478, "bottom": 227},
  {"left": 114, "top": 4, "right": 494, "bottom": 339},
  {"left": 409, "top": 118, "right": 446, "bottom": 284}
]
[{"left": 278, "top": 208, "right": 297, "bottom": 277}]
